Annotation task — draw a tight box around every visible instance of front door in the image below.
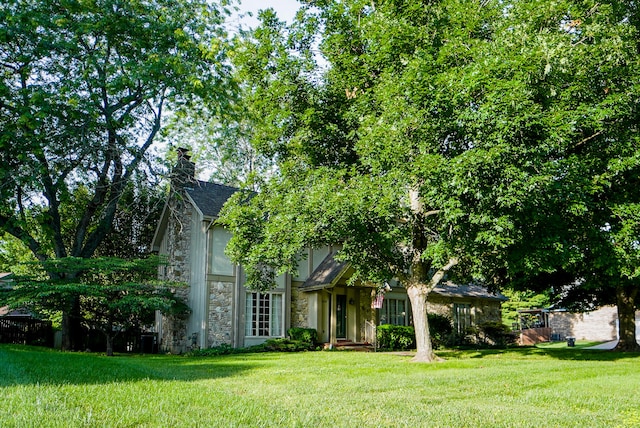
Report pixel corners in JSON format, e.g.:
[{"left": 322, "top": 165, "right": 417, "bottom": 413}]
[{"left": 336, "top": 295, "right": 347, "bottom": 339}]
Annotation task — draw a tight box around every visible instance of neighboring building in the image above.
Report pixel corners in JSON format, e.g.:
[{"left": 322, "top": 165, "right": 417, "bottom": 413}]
[
  {"left": 151, "top": 150, "right": 508, "bottom": 353},
  {"left": 1, "top": 273, "right": 53, "bottom": 346},
  {"left": 517, "top": 306, "right": 640, "bottom": 345},
  {"left": 549, "top": 306, "right": 640, "bottom": 342}
]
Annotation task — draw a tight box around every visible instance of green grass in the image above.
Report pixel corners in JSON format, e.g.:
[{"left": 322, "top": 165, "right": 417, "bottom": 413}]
[{"left": 2, "top": 345, "right": 640, "bottom": 427}]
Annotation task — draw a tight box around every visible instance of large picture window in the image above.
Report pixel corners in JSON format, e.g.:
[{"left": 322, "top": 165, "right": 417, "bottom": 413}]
[
  {"left": 245, "top": 292, "right": 283, "bottom": 337},
  {"left": 453, "top": 303, "right": 472, "bottom": 334},
  {"left": 380, "top": 298, "right": 408, "bottom": 326}
]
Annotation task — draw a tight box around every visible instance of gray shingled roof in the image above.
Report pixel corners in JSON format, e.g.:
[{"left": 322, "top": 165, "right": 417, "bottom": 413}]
[
  {"left": 185, "top": 180, "right": 240, "bottom": 218},
  {"left": 300, "top": 252, "right": 349, "bottom": 291},
  {"left": 300, "top": 253, "right": 507, "bottom": 301},
  {"left": 432, "top": 282, "right": 508, "bottom": 301}
]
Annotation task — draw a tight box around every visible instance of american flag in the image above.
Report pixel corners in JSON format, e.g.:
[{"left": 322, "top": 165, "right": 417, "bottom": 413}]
[{"left": 372, "top": 293, "right": 384, "bottom": 309}]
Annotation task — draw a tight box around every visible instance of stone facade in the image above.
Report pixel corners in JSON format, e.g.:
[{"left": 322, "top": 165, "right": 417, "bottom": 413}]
[
  {"left": 428, "top": 295, "right": 503, "bottom": 325},
  {"left": 158, "top": 194, "right": 193, "bottom": 353},
  {"left": 290, "top": 283, "right": 309, "bottom": 329},
  {"left": 207, "top": 280, "right": 234, "bottom": 346},
  {"left": 549, "top": 306, "right": 619, "bottom": 341},
  {"left": 155, "top": 151, "right": 198, "bottom": 354}
]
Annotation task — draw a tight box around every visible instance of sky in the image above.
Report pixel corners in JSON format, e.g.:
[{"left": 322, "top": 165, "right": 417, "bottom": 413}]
[{"left": 228, "top": 0, "right": 302, "bottom": 31}]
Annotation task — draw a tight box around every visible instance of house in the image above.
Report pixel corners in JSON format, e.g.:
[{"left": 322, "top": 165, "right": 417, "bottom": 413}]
[
  {"left": 151, "top": 150, "right": 507, "bottom": 353},
  {"left": 0, "top": 273, "right": 54, "bottom": 346},
  {"left": 518, "top": 306, "right": 640, "bottom": 345}
]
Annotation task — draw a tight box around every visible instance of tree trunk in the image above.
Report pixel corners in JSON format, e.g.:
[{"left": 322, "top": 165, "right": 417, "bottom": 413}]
[
  {"left": 61, "top": 311, "right": 72, "bottom": 351},
  {"left": 106, "top": 333, "right": 114, "bottom": 357},
  {"left": 70, "top": 296, "right": 83, "bottom": 351},
  {"left": 61, "top": 296, "right": 83, "bottom": 351},
  {"left": 406, "top": 285, "right": 437, "bottom": 362},
  {"left": 614, "top": 285, "right": 640, "bottom": 352}
]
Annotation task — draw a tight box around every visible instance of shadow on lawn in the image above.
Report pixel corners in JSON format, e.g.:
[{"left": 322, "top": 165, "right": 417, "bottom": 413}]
[
  {"left": 440, "top": 346, "right": 640, "bottom": 362},
  {"left": 0, "top": 344, "right": 261, "bottom": 387}
]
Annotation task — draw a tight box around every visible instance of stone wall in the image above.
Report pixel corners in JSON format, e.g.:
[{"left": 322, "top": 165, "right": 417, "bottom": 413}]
[
  {"left": 290, "top": 282, "right": 308, "bottom": 328},
  {"left": 427, "top": 295, "right": 503, "bottom": 326},
  {"left": 359, "top": 288, "right": 376, "bottom": 342},
  {"left": 207, "top": 279, "right": 234, "bottom": 346},
  {"left": 158, "top": 191, "right": 193, "bottom": 353},
  {"left": 549, "top": 306, "right": 619, "bottom": 341}
]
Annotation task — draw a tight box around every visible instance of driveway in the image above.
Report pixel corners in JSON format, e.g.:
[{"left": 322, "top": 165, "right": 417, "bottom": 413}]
[{"left": 585, "top": 340, "right": 618, "bottom": 350}]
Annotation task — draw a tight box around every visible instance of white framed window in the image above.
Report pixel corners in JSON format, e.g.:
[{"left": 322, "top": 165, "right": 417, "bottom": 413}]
[
  {"left": 245, "top": 292, "right": 284, "bottom": 337},
  {"left": 453, "top": 303, "right": 472, "bottom": 334},
  {"left": 210, "top": 227, "right": 234, "bottom": 275},
  {"left": 380, "top": 298, "right": 408, "bottom": 326}
]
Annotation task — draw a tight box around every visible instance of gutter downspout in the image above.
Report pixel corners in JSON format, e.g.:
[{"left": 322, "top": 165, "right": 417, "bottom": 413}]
[{"left": 201, "top": 217, "right": 216, "bottom": 349}]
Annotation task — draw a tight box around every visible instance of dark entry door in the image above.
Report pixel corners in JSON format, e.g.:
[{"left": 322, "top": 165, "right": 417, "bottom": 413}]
[{"left": 336, "top": 295, "right": 347, "bottom": 339}]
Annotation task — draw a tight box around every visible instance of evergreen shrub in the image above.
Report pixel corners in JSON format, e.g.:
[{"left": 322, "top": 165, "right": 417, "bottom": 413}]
[
  {"left": 376, "top": 325, "right": 415, "bottom": 351},
  {"left": 261, "top": 338, "right": 315, "bottom": 352},
  {"left": 287, "top": 327, "right": 318, "bottom": 345},
  {"left": 376, "top": 314, "right": 454, "bottom": 351},
  {"left": 478, "top": 322, "right": 518, "bottom": 348},
  {"left": 428, "top": 313, "right": 454, "bottom": 349}
]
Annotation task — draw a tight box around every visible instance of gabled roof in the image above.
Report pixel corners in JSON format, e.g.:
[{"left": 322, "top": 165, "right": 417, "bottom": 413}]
[
  {"left": 300, "top": 253, "right": 507, "bottom": 301},
  {"left": 185, "top": 180, "right": 239, "bottom": 218},
  {"left": 151, "top": 180, "right": 240, "bottom": 251},
  {"left": 300, "top": 252, "right": 351, "bottom": 291},
  {"left": 0, "top": 306, "right": 32, "bottom": 318},
  {"left": 432, "top": 282, "right": 508, "bottom": 301},
  {"left": 0, "top": 272, "right": 13, "bottom": 281}
]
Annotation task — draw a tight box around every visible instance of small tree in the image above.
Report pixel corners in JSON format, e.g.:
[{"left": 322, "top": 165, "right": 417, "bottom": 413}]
[
  {"left": 0, "top": 0, "right": 232, "bottom": 350},
  {"left": 0, "top": 256, "right": 188, "bottom": 356}
]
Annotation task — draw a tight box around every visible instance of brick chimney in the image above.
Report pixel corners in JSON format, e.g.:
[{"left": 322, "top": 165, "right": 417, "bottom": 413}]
[{"left": 171, "top": 147, "right": 196, "bottom": 189}]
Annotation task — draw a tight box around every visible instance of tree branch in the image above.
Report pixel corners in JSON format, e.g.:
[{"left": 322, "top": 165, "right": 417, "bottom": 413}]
[{"left": 429, "top": 256, "right": 459, "bottom": 288}]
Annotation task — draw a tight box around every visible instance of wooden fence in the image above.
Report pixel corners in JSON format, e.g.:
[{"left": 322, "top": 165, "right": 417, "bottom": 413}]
[{"left": 0, "top": 317, "right": 53, "bottom": 347}]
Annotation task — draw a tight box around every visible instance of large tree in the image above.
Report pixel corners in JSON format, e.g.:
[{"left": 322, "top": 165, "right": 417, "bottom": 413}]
[
  {"left": 448, "top": 0, "right": 640, "bottom": 351},
  {"left": 221, "top": 0, "right": 640, "bottom": 361},
  {"left": 0, "top": 0, "right": 233, "bottom": 349},
  {"left": 221, "top": 2, "right": 511, "bottom": 362}
]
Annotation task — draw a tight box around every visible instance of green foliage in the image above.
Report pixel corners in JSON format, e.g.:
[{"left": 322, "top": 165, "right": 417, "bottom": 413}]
[
  {"left": 1, "top": 0, "right": 233, "bottom": 350},
  {"left": 428, "top": 313, "right": 454, "bottom": 350},
  {"left": 477, "top": 322, "right": 518, "bottom": 348},
  {"left": 0, "top": 233, "right": 41, "bottom": 277},
  {"left": 261, "top": 338, "right": 317, "bottom": 352},
  {"left": 501, "top": 289, "right": 551, "bottom": 329},
  {"left": 0, "top": 256, "right": 188, "bottom": 355},
  {"left": 95, "top": 178, "right": 166, "bottom": 259},
  {"left": 188, "top": 337, "right": 318, "bottom": 356},
  {"left": 0, "top": 0, "right": 233, "bottom": 261},
  {"left": 187, "top": 343, "right": 236, "bottom": 357},
  {"left": 376, "top": 324, "right": 416, "bottom": 351},
  {"left": 287, "top": 327, "right": 318, "bottom": 345},
  {"left": 220, "top": 0, "right": 640, "bottom": 356}
]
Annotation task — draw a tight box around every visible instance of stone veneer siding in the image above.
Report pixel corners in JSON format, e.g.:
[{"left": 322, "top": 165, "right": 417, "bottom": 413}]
[
  {"left": 427, "top": 295, "right": 503, "bottom": 326},
  {"left": 290, "top": 282, "right": 309, "bottom": 328},
  {"left": 359, "top": 288, "right": 377, "bottom": 342},
  {"left": 159, "top": 193, "right": 193, "bottom": 354},
  {"left": 207, "top": 279, "right": 234, "bottom": 346},
  {"left": 548, "top": 306, "right": 624, "bottom": 341}
]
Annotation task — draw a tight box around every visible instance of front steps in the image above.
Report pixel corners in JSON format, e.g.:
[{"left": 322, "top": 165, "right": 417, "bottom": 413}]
[{"left": 324, "top": 340, "right": 375, "bottom": 352}]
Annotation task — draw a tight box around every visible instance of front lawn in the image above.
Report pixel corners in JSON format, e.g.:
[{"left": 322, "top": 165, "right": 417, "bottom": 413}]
[{"left": 1, "top": 345, "right": 639, "bottom": 427}]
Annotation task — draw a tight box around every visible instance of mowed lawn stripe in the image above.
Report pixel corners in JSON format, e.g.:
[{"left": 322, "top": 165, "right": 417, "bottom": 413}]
[{"left": 1, "top": 345, "right": 639, "bottom": 427}]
